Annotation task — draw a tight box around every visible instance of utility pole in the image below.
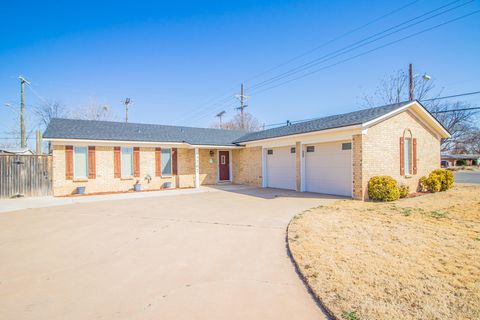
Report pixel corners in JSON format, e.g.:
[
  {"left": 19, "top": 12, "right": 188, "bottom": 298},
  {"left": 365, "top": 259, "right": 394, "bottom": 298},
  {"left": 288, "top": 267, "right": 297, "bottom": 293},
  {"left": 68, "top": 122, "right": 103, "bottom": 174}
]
[
  {"left": 36, "top": 129, "right": 42, "bottom": 155},
  {"left": 19, "top": 76, "right": 29, "bottom": 148},
  {"left": 235, "top": 82, "right": 249, "bottom": 130},
  {"left": 216, "top": 111, "right": 226, "bottom": 128},
  {"left": 124, "top": 98, "right": 131, "bottom": 123},
  {"left": 408, "top": 63, "right": 414, "bottom": 101}
]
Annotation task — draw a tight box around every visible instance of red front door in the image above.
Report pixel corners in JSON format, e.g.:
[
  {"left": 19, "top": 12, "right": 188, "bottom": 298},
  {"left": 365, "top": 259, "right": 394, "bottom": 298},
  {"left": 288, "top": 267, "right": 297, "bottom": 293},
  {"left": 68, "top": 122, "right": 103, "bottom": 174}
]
[{"left": 219, "top": 151, "right": 230, "bottom": 181}]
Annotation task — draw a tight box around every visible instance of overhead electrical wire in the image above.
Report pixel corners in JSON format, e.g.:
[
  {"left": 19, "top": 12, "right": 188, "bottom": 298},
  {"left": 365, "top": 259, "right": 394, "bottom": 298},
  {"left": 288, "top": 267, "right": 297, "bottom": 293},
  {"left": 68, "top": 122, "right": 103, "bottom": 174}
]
[
  {"left": 262, "top": 90, "right": 480, "bottom": 129},
  {"left": 183, "top": 0, "right": 477, "bottom": 126},
  {"left": 180, "top": 0, "right": 422, "bottom": 126},
  {"left": 247, "top": 0, "right": 472, "bottom": 93},
  {"left": 247, "top": 9, "right": 480, "bottom": 97},
  {"left": 244, "top": 0, "right": 421, "bottom": 83}
]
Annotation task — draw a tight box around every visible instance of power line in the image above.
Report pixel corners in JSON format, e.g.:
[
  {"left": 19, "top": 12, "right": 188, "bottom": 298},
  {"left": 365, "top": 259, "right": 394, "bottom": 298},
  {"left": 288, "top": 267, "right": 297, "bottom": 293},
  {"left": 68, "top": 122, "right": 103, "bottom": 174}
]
[
  {"left": 248, "top": 0, "right": 472, "bottom": 93},
  {"left": 432, "top": 107, "right": 480, "bottom": 113},
  {"left": 245, "top": 0, "right": 421, "bottom": 83},
  {"left": 422, "top": 90, "right": 480, "bottom": 102},
  {"left": 183, "top": 1, "right": 474, "bottom": 126},
  {"left": 263, "top": 90, "right": 480, "bottom": 128},
  {"left": 248, "top": 9, "right": 480, "bottom": 97},
  {"left": 180, "top": 1, "right": 423, "bottom": 126}
]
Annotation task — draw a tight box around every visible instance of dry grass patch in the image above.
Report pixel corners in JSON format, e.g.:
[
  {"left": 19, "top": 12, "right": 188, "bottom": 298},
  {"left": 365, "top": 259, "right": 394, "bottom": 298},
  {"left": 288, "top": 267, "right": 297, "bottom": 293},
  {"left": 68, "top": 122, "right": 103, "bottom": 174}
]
[{"left": 288, "top": 185, "right": 480, "bottom": 320}]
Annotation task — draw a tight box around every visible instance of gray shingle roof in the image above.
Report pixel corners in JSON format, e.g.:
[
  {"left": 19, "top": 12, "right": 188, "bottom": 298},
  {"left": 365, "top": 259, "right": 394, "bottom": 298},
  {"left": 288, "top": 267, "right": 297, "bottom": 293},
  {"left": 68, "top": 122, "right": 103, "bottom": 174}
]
[
  {"left": 44, "top": 101, "right": 419, "bottom": 146},
  {"left": 43, "top": 118, "right": 246, "bottom": 146},
  {"left": 234, "top": 101, "right": 412, "bottom": 143}
]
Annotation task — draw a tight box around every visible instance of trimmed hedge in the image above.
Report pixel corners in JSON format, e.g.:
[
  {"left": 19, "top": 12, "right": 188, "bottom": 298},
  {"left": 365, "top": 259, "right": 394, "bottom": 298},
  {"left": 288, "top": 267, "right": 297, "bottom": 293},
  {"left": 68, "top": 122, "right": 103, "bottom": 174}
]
[{"left": 368, "top": 176, "right": 400, "bottom": 201}]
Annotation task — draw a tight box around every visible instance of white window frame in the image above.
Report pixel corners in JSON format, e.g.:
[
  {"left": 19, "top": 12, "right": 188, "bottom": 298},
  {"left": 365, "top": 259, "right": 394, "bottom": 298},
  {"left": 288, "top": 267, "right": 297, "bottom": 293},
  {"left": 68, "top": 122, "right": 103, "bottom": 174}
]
[
  {"left": 121, "top": 147, "right": 134, "bottom": 178},
  {"left": 161, "top": 147, "right": 173, "bottom": 177},
  {"left": 404, "top": 137, "right": 412, "bottom": 176},
  {"left": 73, "top": 146, "right": 88, "bottom": 180}
]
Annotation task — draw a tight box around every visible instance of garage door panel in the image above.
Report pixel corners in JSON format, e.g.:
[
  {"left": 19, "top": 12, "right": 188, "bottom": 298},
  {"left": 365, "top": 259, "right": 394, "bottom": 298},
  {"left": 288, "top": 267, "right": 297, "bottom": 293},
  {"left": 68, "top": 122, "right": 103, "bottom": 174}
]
[
  {"left": 305, "top": 141, "right": 352, "bottom": 196},
  {"left": 266, "top": 146, "right": 296, "bottom": 190}
]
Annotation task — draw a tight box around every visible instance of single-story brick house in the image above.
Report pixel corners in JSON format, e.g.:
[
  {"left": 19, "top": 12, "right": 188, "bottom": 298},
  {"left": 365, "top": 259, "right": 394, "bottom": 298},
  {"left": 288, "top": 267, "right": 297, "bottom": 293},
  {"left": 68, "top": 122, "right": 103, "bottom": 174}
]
[
  {"left": 441, "top": 153, "right": 480, "bottom": 167},
  {"left": 43, "top": 100, "right": 450, "bottom": 199}
]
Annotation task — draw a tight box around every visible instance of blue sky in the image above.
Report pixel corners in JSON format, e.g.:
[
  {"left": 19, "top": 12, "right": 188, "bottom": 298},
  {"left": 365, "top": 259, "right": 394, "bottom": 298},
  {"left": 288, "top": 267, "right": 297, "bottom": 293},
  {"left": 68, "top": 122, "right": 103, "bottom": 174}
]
[{"left": 1, "top": 0, "right": 479, "bottom": 146}]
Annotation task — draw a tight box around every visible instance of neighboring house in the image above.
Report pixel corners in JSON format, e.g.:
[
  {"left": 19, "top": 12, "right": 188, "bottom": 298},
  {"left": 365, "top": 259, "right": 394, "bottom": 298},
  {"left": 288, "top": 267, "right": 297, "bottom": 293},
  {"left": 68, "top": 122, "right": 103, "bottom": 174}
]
[
  {"left": 43, "top": 100, "right": 450, "bottom": 199},
  {"left": 0, "top": 148, "right": 35, "bottom": 155},
  {"left": 441, "top": 154, "right": 480, "bottom": 167}
]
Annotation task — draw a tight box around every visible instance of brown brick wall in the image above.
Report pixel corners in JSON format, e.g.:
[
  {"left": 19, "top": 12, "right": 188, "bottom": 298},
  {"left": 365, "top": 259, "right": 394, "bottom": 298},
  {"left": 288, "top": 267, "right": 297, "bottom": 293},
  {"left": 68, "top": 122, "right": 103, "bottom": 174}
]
[
  {"left": 352, "top": 134, "right": 363, "bottom": 200},
  {"left": 52, "top": 145, "right": 219, "bottom": 196},
  {"left": 232, "top": 146, "right": 262, "bottom": 187},
  {"left": 360, "top": 110, "right": 441, "bottom": 199}
]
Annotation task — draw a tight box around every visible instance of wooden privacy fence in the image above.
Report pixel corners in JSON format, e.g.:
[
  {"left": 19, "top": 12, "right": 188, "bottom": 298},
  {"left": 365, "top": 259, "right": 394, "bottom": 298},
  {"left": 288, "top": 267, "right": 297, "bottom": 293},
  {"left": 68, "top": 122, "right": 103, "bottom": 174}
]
[{"left": 0, "top": 155, "right": 52, "bottom": 199}]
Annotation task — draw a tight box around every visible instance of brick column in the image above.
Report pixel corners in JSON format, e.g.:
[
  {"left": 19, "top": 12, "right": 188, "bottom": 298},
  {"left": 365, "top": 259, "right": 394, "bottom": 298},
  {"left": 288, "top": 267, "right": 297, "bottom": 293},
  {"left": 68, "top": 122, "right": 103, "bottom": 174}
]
[
  {"left": 295, "top": 141, "right": 301, "bottom": 192},
  {"left": 352, "top": 134, "right": 363, "bottom": 200}
]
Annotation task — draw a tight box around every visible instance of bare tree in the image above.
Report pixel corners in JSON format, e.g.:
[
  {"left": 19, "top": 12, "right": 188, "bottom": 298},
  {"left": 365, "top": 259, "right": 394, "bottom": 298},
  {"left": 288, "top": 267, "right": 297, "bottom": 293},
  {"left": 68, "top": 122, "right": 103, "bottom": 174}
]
[
  {"left": 33, "top": 100, "right": 68, "bottom": 129},
  {"left": 362, "top": 69, "right": 436, "bottom": 107},
  {"left": 68, "top": 98, "right": 116, "bottom": 121},
  {"left": 210, "top": 112, "right": 261, "bottom": 132},
  {"left": 361, "top": 69, "right": 479, "bottom": 153}
]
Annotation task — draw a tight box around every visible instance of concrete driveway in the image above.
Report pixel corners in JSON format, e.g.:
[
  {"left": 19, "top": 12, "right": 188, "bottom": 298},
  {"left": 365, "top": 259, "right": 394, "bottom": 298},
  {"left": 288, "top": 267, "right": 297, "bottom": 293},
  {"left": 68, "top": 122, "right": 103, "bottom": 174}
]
[{"left": 0, "top": 185, "right": 340, "bottom": 320}]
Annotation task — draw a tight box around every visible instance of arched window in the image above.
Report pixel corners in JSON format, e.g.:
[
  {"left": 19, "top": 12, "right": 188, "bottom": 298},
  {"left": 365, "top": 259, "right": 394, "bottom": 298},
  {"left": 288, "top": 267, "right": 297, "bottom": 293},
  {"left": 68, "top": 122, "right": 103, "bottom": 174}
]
[{"left": 400, "top": 129, "right": 417, "bottom": 176}]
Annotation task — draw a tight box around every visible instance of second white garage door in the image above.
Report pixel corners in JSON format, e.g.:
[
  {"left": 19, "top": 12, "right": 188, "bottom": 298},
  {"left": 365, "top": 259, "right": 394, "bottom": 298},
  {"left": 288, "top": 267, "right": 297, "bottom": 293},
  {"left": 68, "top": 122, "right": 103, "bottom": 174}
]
[
  {"left": 266, "top": 146, "right": 296, "bottom": 190},
  {"left": 304, "top": 141, "right": 352, "bottom": 197}
]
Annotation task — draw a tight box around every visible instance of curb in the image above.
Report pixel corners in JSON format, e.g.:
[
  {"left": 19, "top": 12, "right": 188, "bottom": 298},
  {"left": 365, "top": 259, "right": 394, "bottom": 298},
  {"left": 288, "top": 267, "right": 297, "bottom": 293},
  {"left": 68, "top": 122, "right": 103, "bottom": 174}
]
[{"left": 286, "top": 215, "right": 338, "bottom": 320}]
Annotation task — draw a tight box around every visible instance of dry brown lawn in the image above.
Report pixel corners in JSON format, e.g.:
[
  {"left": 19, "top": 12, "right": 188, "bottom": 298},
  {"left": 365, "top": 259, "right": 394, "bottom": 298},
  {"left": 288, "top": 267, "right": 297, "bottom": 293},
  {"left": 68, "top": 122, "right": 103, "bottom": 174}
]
[{"left": 288, "top": 185, "right": 480, "bottom": 320}]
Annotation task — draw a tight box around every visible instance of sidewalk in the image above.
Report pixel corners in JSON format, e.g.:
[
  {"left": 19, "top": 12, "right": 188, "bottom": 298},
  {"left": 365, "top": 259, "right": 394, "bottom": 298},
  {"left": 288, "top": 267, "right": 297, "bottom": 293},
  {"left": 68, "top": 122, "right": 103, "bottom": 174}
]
[{"left": 0, "top": 187, "right": 212, "bottom": 213}]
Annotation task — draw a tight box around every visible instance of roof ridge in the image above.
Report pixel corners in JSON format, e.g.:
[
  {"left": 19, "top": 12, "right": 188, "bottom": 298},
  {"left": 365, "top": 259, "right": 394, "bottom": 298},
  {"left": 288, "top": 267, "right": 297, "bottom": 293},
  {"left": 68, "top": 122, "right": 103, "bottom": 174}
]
[{"left": 49, "top": 117, "right": 246, "bottom": 134}]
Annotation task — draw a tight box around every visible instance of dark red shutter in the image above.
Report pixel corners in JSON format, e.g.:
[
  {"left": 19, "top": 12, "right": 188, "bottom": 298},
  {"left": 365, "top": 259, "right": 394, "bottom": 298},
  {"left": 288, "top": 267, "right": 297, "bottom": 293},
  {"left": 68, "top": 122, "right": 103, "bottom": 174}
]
[
  {"left": 133, "top": 147, "right": 140, "bottom": 177},
  {"left": 114, "top": 147, "right": 121, "bottom": 178},
  {"left": 400, "top": 137, "right": 405, "bottom": 176},
  {"left": 88, "top": 146, "right": 96, "bottom": 179},
  {"left": 172, "top": 148, "right": 178, "bottom": 175},
  {"left": 155, "top": 147, "right": 161, "bottom": 177},
  {"left": 412, "top": 138, "right": 417, "bottom": 175},
  {"left": 65, "top": 145, "right": 73, "bottom": 180}
]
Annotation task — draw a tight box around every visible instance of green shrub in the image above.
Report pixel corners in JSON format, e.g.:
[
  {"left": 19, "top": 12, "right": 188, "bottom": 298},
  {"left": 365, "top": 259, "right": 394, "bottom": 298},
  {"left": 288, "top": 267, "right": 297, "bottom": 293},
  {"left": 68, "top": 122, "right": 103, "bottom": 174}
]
[
  {"left": 426, "top": 172, "right": 442, "bottom": 192},
  {"left": 431, "top": 169, "right": 454, "bottom": 191},
  {"left": 368, "top": 176, "right": 400, "bottom": 201},
  {"left": 418, "top": 176, "right": 429, "bottom": 192},
  {"left": 456, "top": 159, "right": 467, "bottom": 166},
  {"left": 399, "top": 184, "right": 409, "bottom": 198},
  {"left": 423, "top": 169, "right": 454, "bottom": 193}
]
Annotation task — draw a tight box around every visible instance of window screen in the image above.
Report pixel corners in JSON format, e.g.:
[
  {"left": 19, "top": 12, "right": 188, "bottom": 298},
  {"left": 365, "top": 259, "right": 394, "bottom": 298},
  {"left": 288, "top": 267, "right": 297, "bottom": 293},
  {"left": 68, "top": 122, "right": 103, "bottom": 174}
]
[
  {"left": 74, "top": 146, "right": 88, "bottom": 179},
  {"left": 267, "top": 149, "right": 273, "bottom": 155},
  {"left": 121, "top": 147, "right": 133, "bottom": 177},
  {"left": 161, "top": 148, "right": 172, "bottom": 176},
  {"left": 342, "top": 142, "right": 352, "bottom": 150},
  {"left": 306, "top": 146, "right": 315, "bottom": 152}
]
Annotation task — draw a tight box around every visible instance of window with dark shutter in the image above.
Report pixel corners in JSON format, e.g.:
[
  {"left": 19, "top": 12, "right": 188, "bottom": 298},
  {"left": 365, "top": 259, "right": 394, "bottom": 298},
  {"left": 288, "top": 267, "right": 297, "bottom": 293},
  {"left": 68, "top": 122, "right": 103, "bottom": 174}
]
[
  {"left": 114, "top": 147, "right": 121, "bottom": 178},
  {"left": 88, "top": 146, "right": 96, "bottom": 179},
  {"left": 133, "top": 147, "right": 140, "bottom": 177},
  {"left": 65, "top": 145, "right": 73, "bottom": 180}
]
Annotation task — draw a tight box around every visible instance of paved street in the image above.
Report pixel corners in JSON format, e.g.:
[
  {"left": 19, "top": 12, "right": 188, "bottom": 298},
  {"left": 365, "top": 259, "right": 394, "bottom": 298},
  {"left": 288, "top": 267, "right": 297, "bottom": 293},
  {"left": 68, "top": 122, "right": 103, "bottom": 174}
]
[{"left": 455, "top": 171, "right": 480, "bottom": 184}]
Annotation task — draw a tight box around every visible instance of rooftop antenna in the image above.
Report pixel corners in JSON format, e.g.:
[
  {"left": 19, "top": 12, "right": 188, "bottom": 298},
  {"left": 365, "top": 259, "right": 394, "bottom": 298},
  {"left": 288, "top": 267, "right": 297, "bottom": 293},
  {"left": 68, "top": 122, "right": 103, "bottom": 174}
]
[{"left": 216, "top": 110, "right": 226, "bottom": 128}]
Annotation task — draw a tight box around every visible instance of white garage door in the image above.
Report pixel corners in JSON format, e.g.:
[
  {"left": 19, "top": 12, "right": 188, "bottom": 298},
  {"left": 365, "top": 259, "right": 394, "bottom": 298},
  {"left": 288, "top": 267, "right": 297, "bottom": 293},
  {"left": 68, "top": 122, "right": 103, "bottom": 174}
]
[
  {"left": 266, "top": 146, "right": 296, "bottom": 190},
  {"left": 305, "top": 141, "right": 352, "bottom": 196}
]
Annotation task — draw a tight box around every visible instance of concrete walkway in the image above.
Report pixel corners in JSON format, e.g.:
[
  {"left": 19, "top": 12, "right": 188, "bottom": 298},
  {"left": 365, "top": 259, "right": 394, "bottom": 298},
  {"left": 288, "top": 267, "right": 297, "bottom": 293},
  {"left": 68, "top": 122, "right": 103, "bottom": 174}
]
[
  {"left": 0, "top": 187, "right": 210, "bottom": 213},
  {"left": 0, "top": 185, "right": 340, "bottom": 320}
]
